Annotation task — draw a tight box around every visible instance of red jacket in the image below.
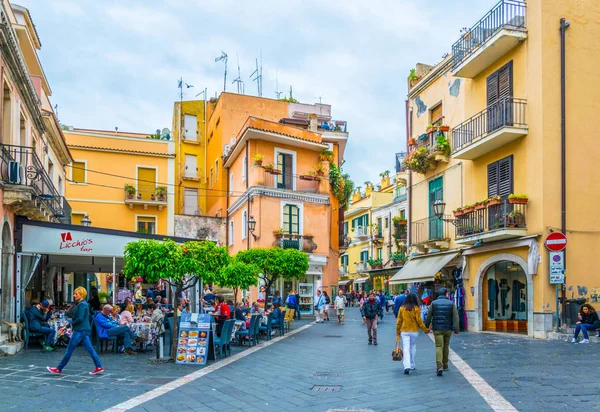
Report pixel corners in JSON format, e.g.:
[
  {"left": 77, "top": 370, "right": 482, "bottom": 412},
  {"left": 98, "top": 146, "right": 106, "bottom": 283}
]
[{"left": 215, "top": 303, "right": 230, "bottom": 320}]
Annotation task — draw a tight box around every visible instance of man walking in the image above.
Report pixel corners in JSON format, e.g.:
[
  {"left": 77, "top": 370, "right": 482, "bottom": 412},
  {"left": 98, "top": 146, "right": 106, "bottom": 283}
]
[
  {"left": 334, "top": 290, "right": 347, "bottom": 325},
  {"left": 425, "top": 288, "right": 459, "bottom": 376},
  {"left": 394, "top": 289, "right": 408, "bottom": 318},
  {"left": 377, "top": 291, "right": 386, "bottom": 320},
  {"left": 361, "top": 292, "right": 382, "bottom": 345},
  {"left": 314, "top": 290, "right": 325, "bottom": 323}
]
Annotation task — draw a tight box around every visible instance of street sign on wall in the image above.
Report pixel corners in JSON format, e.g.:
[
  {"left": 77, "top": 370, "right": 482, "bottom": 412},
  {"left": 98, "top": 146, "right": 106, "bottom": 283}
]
[
  {"left": 549, "top": 251, "right": 565, "bottom": 284},
  {"left": 545, "top": 232, "right": 567, "bottom": 252}
]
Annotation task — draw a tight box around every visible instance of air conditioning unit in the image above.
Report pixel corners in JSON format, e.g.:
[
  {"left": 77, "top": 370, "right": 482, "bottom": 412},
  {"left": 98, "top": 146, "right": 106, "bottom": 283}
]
[{"left": 8, "top": 161, "right": 23, "bottom": 184}]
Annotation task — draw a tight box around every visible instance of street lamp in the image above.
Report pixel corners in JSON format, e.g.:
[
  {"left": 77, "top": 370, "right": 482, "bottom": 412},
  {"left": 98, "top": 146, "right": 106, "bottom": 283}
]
[
  {"left": 81, "top": 214, "right": 92, "bottom": 227},
  {"left": 432, "top": 200, "right": 459, "bottom": 227},
  {"left": 248, "top": 216, "right": 258, "bottom": 240}
]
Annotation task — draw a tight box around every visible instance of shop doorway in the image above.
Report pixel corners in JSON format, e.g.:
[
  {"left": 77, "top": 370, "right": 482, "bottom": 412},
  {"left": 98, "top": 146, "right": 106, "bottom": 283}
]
[
  {"left": 1, "top": 222, "right": 12, "bottom": 321},
  {"left": 482, "top": 261, "right": 527, "bottom": 334}
]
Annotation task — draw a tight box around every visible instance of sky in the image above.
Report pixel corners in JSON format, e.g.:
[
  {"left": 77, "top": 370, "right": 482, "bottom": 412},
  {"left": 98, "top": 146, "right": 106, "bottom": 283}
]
[{"left": 18, "top": 0, "right": 497, "bottom": 184}]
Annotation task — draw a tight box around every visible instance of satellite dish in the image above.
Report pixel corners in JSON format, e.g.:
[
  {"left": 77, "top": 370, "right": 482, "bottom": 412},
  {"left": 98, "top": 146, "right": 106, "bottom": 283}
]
[{"left": 161, "top": 128, "right": 171, "bottom": 141}]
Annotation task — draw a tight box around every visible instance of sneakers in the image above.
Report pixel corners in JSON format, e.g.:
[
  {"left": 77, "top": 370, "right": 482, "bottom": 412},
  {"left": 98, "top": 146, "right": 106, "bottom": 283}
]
[
  {"left": 374, "top": 342, "right": 378, "bottom": 346},
  {"left": 43, "top": 345, "right": 55, "bottom": 351},
  {"left": 46, "top": 367, "right": 61, "bottom": 375},
  {"left": 436, "top": 369, "right": 443, "bottom": 376},
  {"left": 404, "top": 369, "right": 410, "bottom": 375},
  {"left": 368, "top": 340, "right": 372, "bottom": 345},
  {"left": 571, "top": 338, "right": 577, "bottom": 343},
  {"left": 579, "top": 339, "right": 590, "bottom": 344},
  {"left": 90, "top": 367, "right": 104, "bottom": 375}
]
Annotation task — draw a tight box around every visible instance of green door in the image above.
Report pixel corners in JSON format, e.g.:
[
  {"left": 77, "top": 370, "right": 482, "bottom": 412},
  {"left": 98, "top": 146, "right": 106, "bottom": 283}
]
[
  {"left": 277, "top": 153, "right": 293, "bottom": 189},
  {"left": 428, "top": 177, "right": 443, "bottom": 240}
]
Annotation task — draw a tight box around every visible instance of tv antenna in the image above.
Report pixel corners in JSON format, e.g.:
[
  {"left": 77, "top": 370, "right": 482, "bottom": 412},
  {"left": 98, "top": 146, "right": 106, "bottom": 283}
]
[
  {"left": 215, "top": 51, "right": 228, "bottom": 92},
  {"left": 53, "top": 103, "right": 59, "bottom": 121},
  {"left": 250, "top": 51, "right": 263, "bottom": 97},
  {"left": 177, "top": 77, "right": 193, "bottom": 101},
  {"left": 275, "top": 69, "right": 282, "bottom": 99},
  {"left": 232, "top": 51, "right": 244, "bottom": 94}
]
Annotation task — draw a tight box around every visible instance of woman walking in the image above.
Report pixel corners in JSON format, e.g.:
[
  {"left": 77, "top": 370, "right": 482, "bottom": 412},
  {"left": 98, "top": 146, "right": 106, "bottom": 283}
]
[
  {"left": 47, "top": 287, "right": 103, "bottom": 375},
  {"left": 323, "top": 291, "right": 331, "bottom": 321},
  {"left": 396, "top": 293, "right": 430, "bottom": 375},
  {"left": 572, "top": 303, "right": 600, "bottom": 343}
]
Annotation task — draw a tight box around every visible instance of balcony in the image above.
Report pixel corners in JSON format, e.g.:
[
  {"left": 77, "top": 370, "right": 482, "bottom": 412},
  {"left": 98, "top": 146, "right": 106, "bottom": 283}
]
[
  {"left": 356, "top": 262, "right": 367, "bottom": 273},
  {"left": 451, "top": 0, "right": 527, "bottom": 78},
  {"left": 411, "top": 216, "right": 451, "bottom": 249},
  {"left": 273, "top": 233, "right": 318, "bottom": 253},
  {"left": 455, "top": 200, "right": 527, "bottom": 245},
  {"left": 339, "top": 265, "right": 349, "bottom": 276},
  {"left": 260, "top": 169, "right": 325, "bottom": 194},
  {"left": 353, "top": 225, "right": 370, "bottom": 241},
  {"left": 124, "top": 187, "right": 168, "bottom": 211},
  {"left": 0, "top": 144, "right": 70, "bottom": 222},
  {"left": 452, "top": 97, "right": 527, "bottom": 160}
]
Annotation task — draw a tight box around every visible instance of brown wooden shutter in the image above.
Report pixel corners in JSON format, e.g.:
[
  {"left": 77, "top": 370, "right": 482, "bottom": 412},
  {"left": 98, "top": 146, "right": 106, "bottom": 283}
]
[
  {"left": 487, "top": 72, "right": 499, "bottom": 106},
  {"left": 431, "top": 104, "right": 443, "bottom": 125},
  {"left": 338, "top": 209, "right": 345, "bottom": 247}
]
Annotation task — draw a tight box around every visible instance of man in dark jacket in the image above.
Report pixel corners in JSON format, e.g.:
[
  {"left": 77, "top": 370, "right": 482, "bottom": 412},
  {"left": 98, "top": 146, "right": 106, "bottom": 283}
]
[
  {"left": 25, "top": 301, "right": 55, "bottom": 350},
  {"left": 425, "top": 288, "right": 459, "bottom": 376},
  {"left": 360, "top": 292, "right": 382, "bottom": 345}
]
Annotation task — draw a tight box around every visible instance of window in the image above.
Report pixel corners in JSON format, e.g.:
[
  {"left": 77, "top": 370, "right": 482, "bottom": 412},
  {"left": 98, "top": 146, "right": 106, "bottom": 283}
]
[
  {"left": 282, "top": 204, "right": 300, "bottom": 235},
  {"left": 229, "top": 172, "right": 234, "bottom": 195},
  {"left": 360, "top": 250, "right": 369, "bottom": 263},
  {"left": 242, "top": 209, "right": 248, "bottom": 239},
  {"left": 71, "top": 213, "right": 85, "bottom": 225},
  {"left": 487, "top": 155, "right": 513, "bottom": 198},
  {"left": 184, "top": 155, "right": 197, "bottom": 178},
  {"left": 183, "top": 115, "right": 197, "bottom": 141},
  {"left": 384, "top": 217, "right": 389, "bottom": 229},
  {"left": 377, "top": 248, "right": 382, "bottom": 259},
  {"left": 341, "top": 255, "right": 349, "bottom": 266},
  {"left": 351, "top": 214, "right": 369, "bottom": 229},
  {"left": 242, "top": 155, "right": 247, "bottom": 182},
  {"left": 400, "top": 209, "right": 406, "bottom": 220},
  {"left": 209, "top": 168, "right": 214, "bottom": 188},
  {"left": 71, "top": 161, "right": 86, "bottom": 183},
  {"left": 48, "top": 159, "right": 54, "bottom": 181},
  {"left": 215, "top": 159, "right": 219, "bottom": 181},
  {"left": 183, "top": 188, "right": 198, "bottom": 215},
  {"left": 487, "top": 61, "right": 513, "bottom": 107},
  {"left": 343, "top": 222, "right": 348, "bottom": 235},
  {"left": 58, "top": 176, "right": 63, "bottom": 196},
  {"left": 137, "top": 167, "right": 157, "bottom": 200},
  {"left": 377, "top": 217, "right": 382, "bottom": 237},
  {"left": 137, "top": 216, "right": 156, "bottom": 234},
  {"left": 3, "top": 83, "right": 12, "bottom": 145},
  {"left": 229, "top": 219, "right": 234, "bottom": 245},
  {"left": 430, "top": 103, "right": 443, "bottom": 126}
]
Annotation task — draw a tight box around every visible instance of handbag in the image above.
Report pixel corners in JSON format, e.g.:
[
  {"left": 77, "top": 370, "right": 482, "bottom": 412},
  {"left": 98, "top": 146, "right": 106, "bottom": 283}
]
[{"left": 392, "top": 335, "right": 403, "bottom": 361}]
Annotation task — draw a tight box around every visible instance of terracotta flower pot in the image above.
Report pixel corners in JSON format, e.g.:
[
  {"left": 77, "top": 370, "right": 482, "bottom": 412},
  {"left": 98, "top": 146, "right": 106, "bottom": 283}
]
[
  {"left": 270, "top": 169, "right": 282, "bottom": 175},
  {"left": 453, "top": 211, "right": 464, "bottom": 217},
  {"left": 475, "top": 204, "right": 485, "bottom": 210},
  {"left": 438, "top": 126, "right": 450, "bottom": 132},
  {"left": 509, "top": 198, "right": 528, "bottom": 204},
  {"left": 487, "top": 200, "right": 501, "bottom": 207},
  {"left": 463, "top": 207, "right": 475, "bottom": 214},
  {"left": 255, "top": 160, "right": 263, "bottom": 166}
]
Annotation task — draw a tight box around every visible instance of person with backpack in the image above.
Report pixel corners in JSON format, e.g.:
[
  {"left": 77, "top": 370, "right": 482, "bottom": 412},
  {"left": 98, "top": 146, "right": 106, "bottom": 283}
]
[
  {"left": 377, "top": 291, "right": 386, "bottom": 320},
  {"left": 285, "top": 291, "right": 298, "bottom": 318},
  {"left": 323, "top": 291, "right": 331, "bottom": 321}
]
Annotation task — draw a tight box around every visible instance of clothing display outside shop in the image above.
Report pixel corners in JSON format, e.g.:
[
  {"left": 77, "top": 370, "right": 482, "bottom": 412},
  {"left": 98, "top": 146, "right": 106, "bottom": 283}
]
[{"left": 486, "top": 262, "right": 527, "bottom": 322}]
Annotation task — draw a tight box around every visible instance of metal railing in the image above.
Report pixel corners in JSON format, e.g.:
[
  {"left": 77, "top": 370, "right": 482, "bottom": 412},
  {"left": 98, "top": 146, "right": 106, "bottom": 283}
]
[
  {"left": 394, "top": 225, "right": 407, "bottom": 240},
  {"left": 356, "top": 263, "right": 367, "bottom": 273},
  {"left": 339, "top": 265, "right": 348, "bottom": 276},
  {"left": 261, "top": 169, "right": 321, "bottom": 193},
  {"left": 411, "top": 216, "right": 451, "bottom": 245},
  {"left": 452, "top": 97, "right": 527, "bottom": 152},
  {"left": 274, "top": 233, "right": 318, "bottom": 253},
  {"left": 124, "top": 187, "right": 168, "bottom": 203},
  {"left": 0, "top": 144, "right": 67, "bottom": 219},
  {"left": 60, "top": 196, "right": 72, "bottom": 224},
  {"left": 353, "top": 225, "right": 370, "bottom": 239},
  {"left": 455, "top": 199, "right": 527, "bottom": 238},
  {"left": 451, "top": 0, "right": 526, "bottom": 70}
]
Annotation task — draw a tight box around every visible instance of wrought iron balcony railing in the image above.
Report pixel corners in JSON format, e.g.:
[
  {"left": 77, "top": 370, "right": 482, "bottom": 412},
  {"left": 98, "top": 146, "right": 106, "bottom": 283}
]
[
  {"left": 455, "top": 199, "right": 527, "bottom": 239},
  {"left": 451, "top": 0, "right": 526, "bottom": 70},
  {"left": 411, "top": 216, "right": 451, "bottom": 245},
  {"left": 261, "top": 169, "right": 323, "bottom": 194},
  {"left": 273, "top": 233, "right": 318, "bottom": 253}
]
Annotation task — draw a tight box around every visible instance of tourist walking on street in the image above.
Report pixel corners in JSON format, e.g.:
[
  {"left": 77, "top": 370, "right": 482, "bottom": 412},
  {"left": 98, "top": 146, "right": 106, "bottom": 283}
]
[
  {"left": 47, "top": 287, "right": 103, "bottom": 375},
  {"left": 425, "top": 288, "right": 459, "bottom": 376},
  {"left": 314, "top": 290, "right": 325, "bottom": 323},
  {"left": 377, "top": 291, "right": 386, "bottom": 320},
  {"left": 323, "top": 291, "right": 331, "bottom": 321},
  {"left": 572, "top": 303, "right": 600, "bottom": 343},
  {"left": 361, "top": 292, "right": 382, "bottom": 345},
  {"left": 334, "top": 290, "right": 347, "bottom": 324},
  {"left": 396, "top": 293, "right": 430, "bottom": 375},
  {"left": 394, "top": 290, "right": 408, "bottom": 318}
]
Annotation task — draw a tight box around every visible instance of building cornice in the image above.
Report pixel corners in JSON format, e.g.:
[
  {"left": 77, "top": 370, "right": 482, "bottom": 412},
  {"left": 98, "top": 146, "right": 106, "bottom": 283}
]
[
  {"left": 68, "top": 144, "right": 175, "bottom": 158},
  {"left": 227, "top": 186, "right": 330, "bottom": 215}
]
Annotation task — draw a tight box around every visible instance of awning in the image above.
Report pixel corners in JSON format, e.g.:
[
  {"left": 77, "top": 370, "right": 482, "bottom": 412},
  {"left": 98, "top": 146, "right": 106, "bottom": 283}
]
[
  {"left": 389, "top": 252, "right": 460, "bottom": 284},
  {"left": 338, "top": 279, "right": 351, "bottom": 286},
  {"left": 354, "top": 277, "right": 370, "bottom": 284}
]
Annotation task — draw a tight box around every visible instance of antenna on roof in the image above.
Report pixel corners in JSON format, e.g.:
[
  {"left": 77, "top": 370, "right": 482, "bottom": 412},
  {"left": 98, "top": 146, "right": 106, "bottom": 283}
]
[
  {"left": 215, "top": 51, "right": 228, "bottom": 92},
  {"left": 53, "top": 103, "right": 59, "bottom": 122},
  {"left": 232, "top": 51, "right": 244, "bottom": 95},
  {"left": 250, "top": 51, "right": 263, "bottom": 97},
  {"left": 275, "top": 69, "right": 282, "bottom": 99}
]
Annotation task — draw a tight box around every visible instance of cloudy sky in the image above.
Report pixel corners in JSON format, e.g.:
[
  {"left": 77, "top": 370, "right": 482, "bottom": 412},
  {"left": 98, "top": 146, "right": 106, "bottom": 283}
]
[{"left": 19, "top": 0, "right": 496, "bottom": 183}]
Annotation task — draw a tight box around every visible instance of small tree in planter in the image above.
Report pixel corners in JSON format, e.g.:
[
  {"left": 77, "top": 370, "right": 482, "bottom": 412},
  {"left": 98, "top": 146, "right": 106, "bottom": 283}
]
[
  {"left": 367, "top": 258, "right": 383, "bottom": 269},
  {"left": 155, "top": 186, "right": 167, "bottom": 201},
  {"left": 253, "top": 154, "right": 264, "bottom": 166},
  {"left": 379, "top": 170, "right": 391, "bottom": 187},
  {"left": 319, "top": 149, "right": 334, "bottom": 162},
  {"left": 124, "top": 184, "right": 136, "bottom": 199},
  {"left": 390, "top": 252, "right": 407, "bottom": 267}
]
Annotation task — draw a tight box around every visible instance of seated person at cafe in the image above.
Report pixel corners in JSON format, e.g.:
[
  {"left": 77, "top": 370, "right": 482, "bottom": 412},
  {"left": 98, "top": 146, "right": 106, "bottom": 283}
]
[
  {"left": 270, "top": 302, "right": 282, "bottom": 326},
  {"left": 160, "top": 297, "right": 171, "bottom": 309},
  {"left": 149, "top": 304, "right": 165, "bottom": 335},
  {"left": 88, "top": 288, "right": 101, "bottom": 312},
  {"left": 120, "top": 297, "right": 133, "bottom": 312},
  {"left": 120, "top": 305, "right": 134, "bottom": 326},
  {"left": 203, "top": 286, "right": 215, "bottom": 306},
  {"left": 250, "top": 302, "right": 262, "bottom": 315},
  {"left": 111, "top": 306, "right": 121, "bottom": 324},
  {"left": 214, "top": 295, "right": 231, "bottom": 337},
  {"left": 234, "top": 302, "right": 248, "bottom": 330},
  {"left": 94, "top": 305, "right": 137, "bottom": 355},
  {"left": 25, "top": 300, "right": 55, "bottom": 351},
  {"left": 134, "top": 303, "right": 145, "bottom": 319}
]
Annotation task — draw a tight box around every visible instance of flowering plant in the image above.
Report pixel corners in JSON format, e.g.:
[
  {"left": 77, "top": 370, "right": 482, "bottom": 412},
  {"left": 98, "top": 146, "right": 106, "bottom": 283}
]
[{"left": 106, "top": 274, "right": 113, "bottom": 283}]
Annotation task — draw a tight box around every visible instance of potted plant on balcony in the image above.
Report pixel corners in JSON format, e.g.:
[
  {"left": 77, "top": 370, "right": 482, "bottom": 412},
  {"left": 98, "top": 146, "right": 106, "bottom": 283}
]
[
  {"left": 403, "top": 147, "right": 435, "bottom": 175},
  {"left": 432, "top": 134, "right": 451, "bottom": 162},
  {"left": 253, "top": 153, "right": 264, "bottom": 166},
  {"left": 507, "top": 210, "right": 525, "bottom": 227},
  {"left": 463, "top": 204, "right": 475, "bottom": 214},
  {"left": 124, "top": 184, "right": 136, "bottom": 199},
  {"left": 367, "top": 258, "right": 383, "bottom": 270},
  {"left": 487, "top": 195, "right": 502, "bottom": 207},
  {"left": 426, "top": 124, "right": 437, "bottom": 134},
  {"left": 392, "top": 216, "right": 407, "bottom": 226},
  {"left": 474, "top": 200, "right": 486, "bottom": 211},
  {"left": 408, "top": 68, "right": 419, "bottom": 88},
  {"left": 151, "top": 193, "right": 156, "bottom": 201},
  {"left": 390, "top": 252, "right": 406, "bottom": 267},
  {"left": 508, "top": 193, "right": 528, "bottom": 204},
  {"left": 156, "top": 186, "right": 167, "bottom": 201},
  {"left": 453, "top": 207, "right": 464, "bottom": 217},
  {"left": 379, "top": 170, "right": 391, "bottom": 187},
  {"left": 319, "top": 149, "right": 334, "bottom": 163},
  {"left": 300, "top": 171, "right": 319, "bottom": 181},
  {"left": 313, "top": 163, "right": 327, "bottom": 177},
  {"left": 273, "top": 228, "right": 284, "bottom": 239}
]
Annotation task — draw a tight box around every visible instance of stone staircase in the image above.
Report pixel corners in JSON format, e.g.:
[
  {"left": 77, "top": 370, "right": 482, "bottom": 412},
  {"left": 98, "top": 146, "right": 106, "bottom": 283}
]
[
  {"left": 0, "top": 327, "right": 24, "bottom": 356},
  {"left": 546, "top": 326, "right": 600, "bottom": 343}
]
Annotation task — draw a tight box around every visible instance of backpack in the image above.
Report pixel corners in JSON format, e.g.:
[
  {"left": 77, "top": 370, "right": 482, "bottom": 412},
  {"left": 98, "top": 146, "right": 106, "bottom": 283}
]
[{"left": 324, "top": 295, "right": 331, "bottom": 304}]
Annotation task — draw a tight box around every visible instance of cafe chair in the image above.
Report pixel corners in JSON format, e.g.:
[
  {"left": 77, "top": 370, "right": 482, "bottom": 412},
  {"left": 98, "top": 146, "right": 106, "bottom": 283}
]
[
  {"left": 284, "top": 309, "right": 295, "bottom": 332},
  {"left": 92, "top": 317, "right": 118, "bottom": 354},
  {"left": 22, "top": 312, "right": 44, "bottom": 350},
  {"left": 236, "top": 315, "right": 258, "bottom": 347},
  {"left": 214, "top": 319, "right": 234, "bottom": 359},
  {"left": 271, "top": 310, "right": 286, "bottom": 337},
  {"left": 259, "top": 313, "right": 273, "bottom": 341}
]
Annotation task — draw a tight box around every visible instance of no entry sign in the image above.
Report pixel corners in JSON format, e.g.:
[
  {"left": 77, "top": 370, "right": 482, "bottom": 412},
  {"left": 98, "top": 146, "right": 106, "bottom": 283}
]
[{"left": 545, "top": 232, "right": 567, "bottom": 252}]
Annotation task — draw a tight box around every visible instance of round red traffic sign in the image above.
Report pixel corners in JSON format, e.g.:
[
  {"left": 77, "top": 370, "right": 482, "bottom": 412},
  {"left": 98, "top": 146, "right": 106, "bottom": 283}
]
[{"left": 545, "top": 232, "right": 567, "bottom": 252}]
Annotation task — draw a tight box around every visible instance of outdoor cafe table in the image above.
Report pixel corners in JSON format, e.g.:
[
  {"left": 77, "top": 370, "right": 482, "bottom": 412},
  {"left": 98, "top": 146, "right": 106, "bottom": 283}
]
[
  {"left": 47, "top": 319, "right": 71, "bottom": 345},
  {"left": 130, "top": 322, "right": 155, "bottom": 346}
]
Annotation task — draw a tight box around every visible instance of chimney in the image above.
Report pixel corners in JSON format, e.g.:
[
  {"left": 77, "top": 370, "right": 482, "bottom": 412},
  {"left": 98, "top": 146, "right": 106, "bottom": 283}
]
[{"left": 309, "top": 114, "right": 318, "bottom": 131}]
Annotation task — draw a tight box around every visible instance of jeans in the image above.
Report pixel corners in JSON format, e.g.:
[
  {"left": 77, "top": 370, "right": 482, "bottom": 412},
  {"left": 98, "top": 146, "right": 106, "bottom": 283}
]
[
  {"left": 294, "top": 305, "right": 301, "bottom": 319},
  {"left": 35, "top": 326, "right": 56, "bottom": 345},
  {"left": 433, "top": 330, "right": 452, "bottom": 369},
  {"left": 57, "top": 331, "right": 101, "bottom": 371},
  {"left": 574, "top": 323, "right": 597, "bottom": 340},
  {"left": 365, "top": 318, "right": 378, "bottom": 343},
  {"left": 108, "top": 325, "right": 136, "bottom": 348},
  {"left": 401, "top": 332, "right": 418, "bottom": 370}
]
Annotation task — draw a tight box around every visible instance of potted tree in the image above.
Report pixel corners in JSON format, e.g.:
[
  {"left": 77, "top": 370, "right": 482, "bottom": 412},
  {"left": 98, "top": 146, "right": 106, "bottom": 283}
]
[
  {"left": 508, "top": 194, "right": 528, "bottom": 204},
  {"left": 124, "top": 184, "right": 136, "bottom": 199},
  {"left": 313, "top": 163, "right": 327, "bottom": 177},
  {"left": 367, "top": 258, "right": 383, "bottom": 270},
  {"left": 253, "top": 154, "right": 264, "bottom": 166},
  {"left": 319, "top": 149, "right": 334, "bottom": 162},
  {"left": 379, "top": 170, "right": 391, "bottom": 187},
  {"left": 156, "top": 186, "right": 167, "bottom": 201},
  {"left": 390, "top": 252, "right": 406, "bottom": 267}
]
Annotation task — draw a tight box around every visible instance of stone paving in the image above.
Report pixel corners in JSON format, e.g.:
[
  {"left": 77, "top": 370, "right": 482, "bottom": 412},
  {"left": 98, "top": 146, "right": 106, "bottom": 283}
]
[{"left": 0, "top": 309, "right": 599, "bottom": 411}]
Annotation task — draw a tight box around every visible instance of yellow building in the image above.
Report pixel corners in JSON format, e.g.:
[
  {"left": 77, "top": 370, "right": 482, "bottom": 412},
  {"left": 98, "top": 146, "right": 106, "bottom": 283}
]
[
  {"left": 393, "top": 0, "right": 600, "bottom": 338},
  {"left": 64, "top": 128, "right": 175, "bottom": 235}
]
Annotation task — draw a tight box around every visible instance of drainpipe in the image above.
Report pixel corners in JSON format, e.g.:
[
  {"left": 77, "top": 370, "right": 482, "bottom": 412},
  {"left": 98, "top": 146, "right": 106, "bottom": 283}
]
[
  {"left": 246, "top": 141, "right": 250, "bottom": 250},
  {"left": 560, "top": 17, "right": 570, "bottom": 325},
  {"left": 405, "top": 100, "right": 412, "bottom": 247}
]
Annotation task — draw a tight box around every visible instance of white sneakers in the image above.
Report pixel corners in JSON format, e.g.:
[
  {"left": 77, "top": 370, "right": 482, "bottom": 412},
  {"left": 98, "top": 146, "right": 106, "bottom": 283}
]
[
  {"left": 580, "top": 339, "right": 590, "bottom": 344},
  {"left": 571, "top": 338, "right": 577, "bottom": 343}
]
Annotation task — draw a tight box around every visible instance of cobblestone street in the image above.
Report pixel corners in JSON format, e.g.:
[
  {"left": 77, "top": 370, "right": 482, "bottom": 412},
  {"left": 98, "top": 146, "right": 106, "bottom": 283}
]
[{"left": 1, "top": 308, "right": 598, "bottom": 411}]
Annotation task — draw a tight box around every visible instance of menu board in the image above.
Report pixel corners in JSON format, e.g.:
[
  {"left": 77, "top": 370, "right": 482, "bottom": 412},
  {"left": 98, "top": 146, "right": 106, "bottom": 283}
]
[{"left": 175, "top": 313, "right": 215, "bottom": 365}]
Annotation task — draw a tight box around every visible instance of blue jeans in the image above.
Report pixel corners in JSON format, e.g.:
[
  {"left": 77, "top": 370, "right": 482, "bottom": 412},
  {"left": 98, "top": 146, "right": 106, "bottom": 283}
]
[
  {"left": 57, "top": 331, "right": 101, "bottom": 371},
  {"left": 294, "top": 305, "right": 301, "bottom": 319},
  {"left": 35, "top": 326, "right": 56, "bottom": 345},
  {"left": 108, "top": 326, "right": 136, "bottom": 348},
  {"left": 574, "top": 323, "right": 597, "bottom": 339}
]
